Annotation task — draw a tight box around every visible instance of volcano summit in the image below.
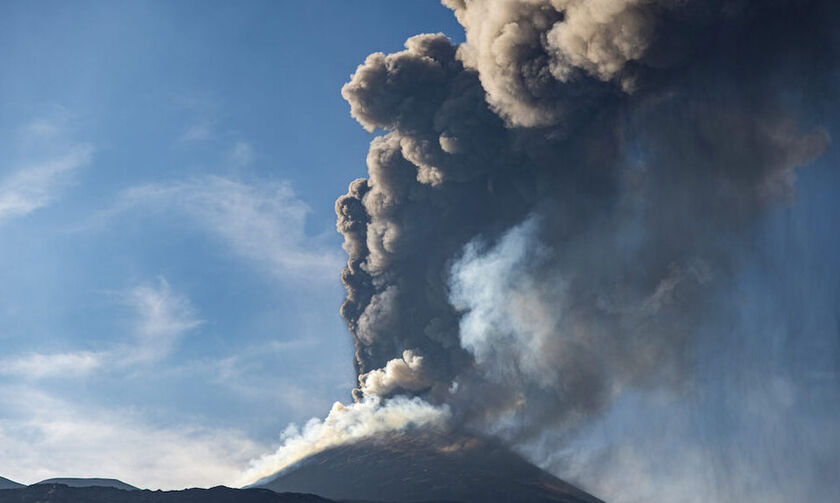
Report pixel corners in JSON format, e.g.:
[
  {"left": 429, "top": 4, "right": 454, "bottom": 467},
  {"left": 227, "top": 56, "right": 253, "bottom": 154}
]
[{"left": 256, "top": 434, "right": 603, "bottom": 503}]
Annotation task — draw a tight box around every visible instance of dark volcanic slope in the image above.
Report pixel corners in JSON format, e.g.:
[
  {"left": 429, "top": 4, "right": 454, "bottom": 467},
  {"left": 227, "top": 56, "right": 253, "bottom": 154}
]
[
  {"left": 0, "top": 479, "right": 22, "bottom": 490},
  {"left": 34, "top": 478, "right": 138, "bottom": 490},
  {"left": 257, "top": 434, "right": 604, "bottom": 503},
  {"left": 0, "top": 484, "right": 333, "bottom": 503}
]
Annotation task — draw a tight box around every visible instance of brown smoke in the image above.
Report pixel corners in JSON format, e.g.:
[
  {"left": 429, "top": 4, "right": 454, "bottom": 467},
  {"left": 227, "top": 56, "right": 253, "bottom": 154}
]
[{"left": 336, "top": 0, "right": 836, "bottom": 443}]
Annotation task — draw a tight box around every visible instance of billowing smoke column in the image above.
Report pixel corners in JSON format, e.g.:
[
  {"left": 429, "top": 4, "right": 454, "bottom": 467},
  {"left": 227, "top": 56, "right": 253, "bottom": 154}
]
[
  {"left": 245, "top": 0, "right": 840, "bottom": 499},
  {"left": 337, "top": 0, "right": 835, "bottom": 434}
]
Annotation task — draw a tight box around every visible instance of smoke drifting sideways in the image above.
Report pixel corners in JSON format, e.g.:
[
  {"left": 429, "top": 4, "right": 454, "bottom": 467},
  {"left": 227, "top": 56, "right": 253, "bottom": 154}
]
[{"left": 244, "top": 1, "right": 840, "bottom": 501}]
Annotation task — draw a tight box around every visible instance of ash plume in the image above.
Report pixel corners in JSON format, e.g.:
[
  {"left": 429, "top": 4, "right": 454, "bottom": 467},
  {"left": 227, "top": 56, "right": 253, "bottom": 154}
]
[
  {"left": 248, "top": 1, "right": 840, "bottom": 500},
  {"left": 339, "top": 0, "right": 834, "bottom": 420}
]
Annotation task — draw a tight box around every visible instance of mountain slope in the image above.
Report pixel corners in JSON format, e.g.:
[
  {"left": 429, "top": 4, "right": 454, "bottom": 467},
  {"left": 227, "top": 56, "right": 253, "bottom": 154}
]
[
  {"left": 34, "top": 478, "right": 138, "bottom": 490},
  {"left": 256, "top": 434, "right": 605, "bottom": 503},
  {"left": 0, "top": 479, "right": 22, "bottom": 490},
  {"left": 0, "top": 484, "right": 333, "bottom": 503}
]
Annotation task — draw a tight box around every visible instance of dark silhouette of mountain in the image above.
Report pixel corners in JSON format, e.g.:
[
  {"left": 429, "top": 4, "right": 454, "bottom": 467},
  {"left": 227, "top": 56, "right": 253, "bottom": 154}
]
[
  {"left": 0, "top": 484, "right": 333, "bottom": 503},
  {"left": 255, "top": 434, "right": 605, "bottom": 503},
  {"left": 34, "top": 478, "right": 138, "bottom": 490},
  {"left": 0, "top": 479, "right": 22, "bottom": 490}
]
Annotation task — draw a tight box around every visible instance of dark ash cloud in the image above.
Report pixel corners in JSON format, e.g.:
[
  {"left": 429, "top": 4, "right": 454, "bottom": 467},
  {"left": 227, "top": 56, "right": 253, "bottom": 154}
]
[{"left": 326, "top": 1, "right": 840, "bottom": 499}]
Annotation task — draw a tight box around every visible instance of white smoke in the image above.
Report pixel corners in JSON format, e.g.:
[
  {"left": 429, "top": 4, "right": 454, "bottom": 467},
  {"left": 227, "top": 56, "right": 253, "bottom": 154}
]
[
  {"left": 237, "top": 396, "right": 450, "bottom": 487},
  {"left": 449, "top": 218, "right": 560, "bottom": 387},
  {"left": 359, "top": 350, "right": 433, "bottom": 397}
]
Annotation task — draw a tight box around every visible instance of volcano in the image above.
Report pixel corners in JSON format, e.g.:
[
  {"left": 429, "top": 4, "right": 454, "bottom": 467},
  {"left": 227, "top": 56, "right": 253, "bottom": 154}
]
[{"left": 255, "top": 434, "right": 604, "bottom": 503}]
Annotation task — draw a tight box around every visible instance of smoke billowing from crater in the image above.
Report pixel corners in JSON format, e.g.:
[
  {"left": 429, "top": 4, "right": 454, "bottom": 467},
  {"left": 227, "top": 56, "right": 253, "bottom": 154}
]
[
  {"left": 248, "top": 1, "right": 840, "bottom": 500},
  {"left": 338, "top": 0, "right": 833, "bottom": 425}
]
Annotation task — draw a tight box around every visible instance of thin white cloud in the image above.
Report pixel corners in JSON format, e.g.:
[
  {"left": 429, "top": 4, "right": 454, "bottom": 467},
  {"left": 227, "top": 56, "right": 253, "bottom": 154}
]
[
  {"left": 0, "top": 144, "right": 92, "bottom": 225},
  {"left": 88, "top": 176, "right": 343, "bottom": 284},
  {"left": 0, "top": 278, "right": 201, "bottom": 381},
  {"left": 23, "top": 118, "right": 64, "bottom": 139},
  {"left": 117, "top": 277, "right": 204, "bottom": 363},
  {"left": 179, "top": 119, "right": 216, "bottom": 142},
  {"left": 0, "top": 351, "right": 104, "bottom": 379},
  {"left": 0, "top": 385, "right": 262, "bottom": 490},
  {"left": 228, "top": 141, "right": 256, "bottom": 167}
]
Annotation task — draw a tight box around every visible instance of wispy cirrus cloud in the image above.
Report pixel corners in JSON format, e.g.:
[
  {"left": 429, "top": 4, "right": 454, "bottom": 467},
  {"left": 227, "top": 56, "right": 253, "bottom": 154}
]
[
  {"left": 0, "top": 277, "right": 201, "bottom": 381},
  {"left": 84, "top": 176, "right": 343, "bottom": 284},
  {"left": 0, "top": 351, "right": 104, "bottom": 379},
  {"left": 117, "top": 277, "right": 204, "bottom": 363},
  {"left": 179, "top": 118, "right": 217, "bottom": 142},
  {"left": 0, "top": 117, "right": 93, "bottom": 225},
  {"left": 228, "top": 141, "right": 256, "bottom": 167}
]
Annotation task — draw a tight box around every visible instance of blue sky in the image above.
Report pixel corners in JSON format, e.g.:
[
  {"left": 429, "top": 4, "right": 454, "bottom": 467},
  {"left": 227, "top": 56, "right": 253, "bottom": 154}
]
[{"left": 0, "top": 0, "right": 463, "bottom": 489}]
